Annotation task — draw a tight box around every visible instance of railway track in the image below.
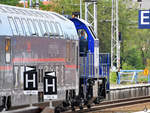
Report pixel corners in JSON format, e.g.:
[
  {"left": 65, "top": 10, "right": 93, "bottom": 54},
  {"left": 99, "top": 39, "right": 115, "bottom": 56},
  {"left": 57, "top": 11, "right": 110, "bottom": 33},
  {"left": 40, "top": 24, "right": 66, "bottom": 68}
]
[
  {"left": 4, "top": 96, "right": 150, "bottom": 113},
  {"left": 63, "top": 96, "right": 150, "bottom": 113}
]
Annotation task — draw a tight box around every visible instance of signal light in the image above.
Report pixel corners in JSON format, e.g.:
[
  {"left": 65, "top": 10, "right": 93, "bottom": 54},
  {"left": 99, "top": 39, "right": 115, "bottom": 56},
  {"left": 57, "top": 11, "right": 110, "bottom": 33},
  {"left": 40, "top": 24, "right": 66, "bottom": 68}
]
[
  {"left": 5, "top": 38, "right": 11, "bottom": 63},
  {"left": 119, "top": 32, "right": 122, "bottom": 41},
  {"left": 5, "top": 39, "right": 10, "bottom": 52}
]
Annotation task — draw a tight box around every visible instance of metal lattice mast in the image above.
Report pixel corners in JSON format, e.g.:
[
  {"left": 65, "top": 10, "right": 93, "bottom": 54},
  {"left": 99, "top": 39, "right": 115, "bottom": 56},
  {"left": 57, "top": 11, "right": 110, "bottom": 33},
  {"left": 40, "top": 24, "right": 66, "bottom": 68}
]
[
  {"left": 29, "top": 0, "right": 32, "bottom": 8},
  {"left": 80, "top": 0, "right": 82, "bottom": 19},
  {"left": 85, "top": 0, "right": 97, "bottom": 37},
  {"left": 111, "top": 0, "right": 120, "bottom": 71},
  {"left": 85, "top": 0, "right": 99, "bottom": 77},
  {"left": 36, "top": 0, "right": 39, "bottom": 10}
]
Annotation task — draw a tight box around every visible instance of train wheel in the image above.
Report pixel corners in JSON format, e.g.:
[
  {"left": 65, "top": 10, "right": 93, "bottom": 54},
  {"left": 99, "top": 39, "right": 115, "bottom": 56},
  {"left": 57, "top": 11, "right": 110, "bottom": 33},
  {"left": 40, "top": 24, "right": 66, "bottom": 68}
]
[
  {"left": 55, "top": 107, "right": 60, "bottom": 113},
  {"left": 87, "top": 104, "right": 91, "bottom": 109},
  {"left": 79, "top": 105, "right": 83, "bottom": 110},
  {"left": 71, "top": 106, "right": 75, "bottom": 111}
]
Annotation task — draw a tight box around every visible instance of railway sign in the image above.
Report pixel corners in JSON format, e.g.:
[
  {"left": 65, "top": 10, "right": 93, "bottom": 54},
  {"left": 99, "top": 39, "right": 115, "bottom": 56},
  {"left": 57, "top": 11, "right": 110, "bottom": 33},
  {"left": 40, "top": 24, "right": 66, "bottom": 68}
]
[
  {"left": 139, "top": 10, "right": 150, "bottom": 29},
  {"left": 24, "top": 68, "right": 38, "bottom": 95},
  {"left": 44, "top": 72, "right": 57, "bottom": 100},
  {"left": 144, "top": 68, "right": 149, "bottom": 76}
]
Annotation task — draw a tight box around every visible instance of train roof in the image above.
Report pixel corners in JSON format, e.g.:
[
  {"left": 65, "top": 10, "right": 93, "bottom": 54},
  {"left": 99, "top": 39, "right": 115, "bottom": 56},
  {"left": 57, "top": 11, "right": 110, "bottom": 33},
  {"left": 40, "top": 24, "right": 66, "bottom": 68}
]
[
  {"left": 0, "top": 4, "right": 68, "bottom": 21},
  {"left": 0, "top": 4, "right": 78, "bottom": 40}
]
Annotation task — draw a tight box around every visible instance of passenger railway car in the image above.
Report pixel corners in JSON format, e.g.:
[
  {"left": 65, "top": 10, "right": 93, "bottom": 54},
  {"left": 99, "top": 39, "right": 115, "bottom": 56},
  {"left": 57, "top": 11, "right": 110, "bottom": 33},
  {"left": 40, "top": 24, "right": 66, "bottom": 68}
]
[{"left": 0, "top": 4, "right": 109, "bottom": 112}]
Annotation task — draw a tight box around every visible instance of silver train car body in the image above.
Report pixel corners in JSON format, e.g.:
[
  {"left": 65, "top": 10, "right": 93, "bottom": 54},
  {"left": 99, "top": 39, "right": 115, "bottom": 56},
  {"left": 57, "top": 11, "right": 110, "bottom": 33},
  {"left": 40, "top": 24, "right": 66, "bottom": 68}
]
[{"left": 0, "top": 4, "right": 79, "bottom": 107}]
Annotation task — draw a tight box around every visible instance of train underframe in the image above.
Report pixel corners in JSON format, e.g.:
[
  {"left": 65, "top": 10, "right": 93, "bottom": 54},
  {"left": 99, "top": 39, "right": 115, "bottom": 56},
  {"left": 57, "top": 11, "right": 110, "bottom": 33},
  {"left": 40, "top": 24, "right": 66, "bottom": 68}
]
[
  {"left": 55, "top": 77, "right": 107, "bottom": 112},
  {"left": 0, "top": 78, "right": 107, "bottom": 113}
]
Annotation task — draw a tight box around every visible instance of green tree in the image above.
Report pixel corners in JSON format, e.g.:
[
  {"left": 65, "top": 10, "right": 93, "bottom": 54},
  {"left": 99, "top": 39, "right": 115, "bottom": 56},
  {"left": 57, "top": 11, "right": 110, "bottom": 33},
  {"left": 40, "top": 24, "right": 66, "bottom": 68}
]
[{"left": 0, "top": 0, "right": 19, "bottom": 6}]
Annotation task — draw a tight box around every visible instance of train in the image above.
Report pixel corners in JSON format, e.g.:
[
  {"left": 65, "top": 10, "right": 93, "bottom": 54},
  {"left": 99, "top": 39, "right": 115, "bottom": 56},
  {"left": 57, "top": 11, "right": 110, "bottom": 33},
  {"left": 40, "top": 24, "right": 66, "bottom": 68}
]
[{"left": 0, "top": 4, "right": 110, "bottom": 112}]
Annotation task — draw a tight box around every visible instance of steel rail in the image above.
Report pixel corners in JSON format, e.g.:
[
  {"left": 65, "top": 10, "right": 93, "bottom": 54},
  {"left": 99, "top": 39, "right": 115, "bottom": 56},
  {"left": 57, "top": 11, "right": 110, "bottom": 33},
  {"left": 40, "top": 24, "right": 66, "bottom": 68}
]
[{"left": 63, "top": 96, "right": 150, "bottom": 113}]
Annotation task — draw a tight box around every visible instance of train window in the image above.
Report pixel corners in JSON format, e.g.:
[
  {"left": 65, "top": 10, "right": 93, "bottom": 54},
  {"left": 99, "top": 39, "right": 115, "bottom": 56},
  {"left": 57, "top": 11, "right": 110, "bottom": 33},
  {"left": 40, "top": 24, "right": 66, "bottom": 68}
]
[
  {"left": 8, "top": 17, "right": 18, "bottom": 35},
  {"left": 78, "top": 29, "right": 88, "bottom": 40},
  {"left": 10, "top": 8, "right": 17, "bottom": 13},
  {"left": 0, "top": 7, "right": 7, "bottom": 13},
  {"left": 45, "top": 21, "right": 52, "bottom": 36},
  {"left": 56, "top": 23, "right": 63, "bottom": 36},
  {"left": 28, "top": 19, "right": 36, "bottom": 36},
  {"left": 54, "top": 23, "right": 60, "bottom": 35},
  {"left": 14, "top": 18, "right": 24, "bottom": 36},
  {"left": 13, "top": 8, "right": 20, "bottom": 14},
  {"left": 40, "top": 20, "right": 47, "bottom": 37},
  {"left": 22, "top": 18, "right": 30, "bottom": 36},
  {"left": 0, "top": 19, "right": 2, "bottom": 24},
  {"left": 49, "top": 22, "right": 54, "bottom": 34},
  {"left": 51, "top": 22, "right": 57, "bottom": 35},
  {"left": 78, "top": 29, "right": 88, "bottom": 56},
  {"left": 34, "top": 20, "right": 42, "bottom": 37},
  {"left": 38, "top": 12, "right": 44, "bottom": 17},
  {"left": 0, "top": 8, "right": 3, "bottom": 12},
  {"left": 22, "top": 9, "right": 28, "bottom": 15}
]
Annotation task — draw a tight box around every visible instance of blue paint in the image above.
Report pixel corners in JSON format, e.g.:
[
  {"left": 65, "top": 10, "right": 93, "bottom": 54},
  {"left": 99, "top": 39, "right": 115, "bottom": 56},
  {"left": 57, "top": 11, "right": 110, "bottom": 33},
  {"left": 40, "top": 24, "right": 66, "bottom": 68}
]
[
  {"left": 70, "top": 18, "right": 95, "bottom": 53},
  {"left": 139, "top": 10, "right": 150, "bottom": 29}
]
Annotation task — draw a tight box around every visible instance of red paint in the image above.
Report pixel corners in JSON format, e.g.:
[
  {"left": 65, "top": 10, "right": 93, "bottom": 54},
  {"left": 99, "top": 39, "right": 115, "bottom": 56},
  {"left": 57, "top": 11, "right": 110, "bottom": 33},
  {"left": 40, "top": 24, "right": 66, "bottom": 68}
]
[
  {"left": 0, "top": 66, "right": 12, "bottom": 71},
  {"left": 13, "top": 58, "right": 65, "bottom": 63},
  {"left": 65, "top": 65, "right": 77, "bottom": 69},
  {"left": 27, "top": 41, "right": 31, "bottom": 52}
]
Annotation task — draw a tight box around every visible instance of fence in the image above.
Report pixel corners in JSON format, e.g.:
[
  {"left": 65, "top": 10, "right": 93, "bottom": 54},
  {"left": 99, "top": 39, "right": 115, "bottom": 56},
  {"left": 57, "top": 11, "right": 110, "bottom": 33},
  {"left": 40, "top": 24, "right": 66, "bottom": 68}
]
[{"left": 117, "top": 70, "right": 150, "bottom": 84}]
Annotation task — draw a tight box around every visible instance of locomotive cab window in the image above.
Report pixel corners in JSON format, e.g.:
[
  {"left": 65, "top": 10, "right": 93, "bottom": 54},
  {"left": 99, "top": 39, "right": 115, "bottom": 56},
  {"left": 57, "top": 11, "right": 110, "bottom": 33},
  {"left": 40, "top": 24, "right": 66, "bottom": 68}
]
[
  {"left": 78, "top": 29, "right": 88, "bottom": 40},
  {"left": 78, "top": 29, "right": 88, "bottom": 56}
]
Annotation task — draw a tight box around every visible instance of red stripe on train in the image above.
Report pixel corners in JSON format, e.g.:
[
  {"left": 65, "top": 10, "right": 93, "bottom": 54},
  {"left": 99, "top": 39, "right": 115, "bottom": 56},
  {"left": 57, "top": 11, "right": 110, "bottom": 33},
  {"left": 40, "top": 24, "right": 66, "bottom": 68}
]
[
  {"left": 12, "top": 58, "right": 65, "bottom": 63},
  {"left": 0, "top": 66, "right": 12, "bottom": 70},
  {"left": 65, "top": 65, "right": 77, "bottom": 69}
]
